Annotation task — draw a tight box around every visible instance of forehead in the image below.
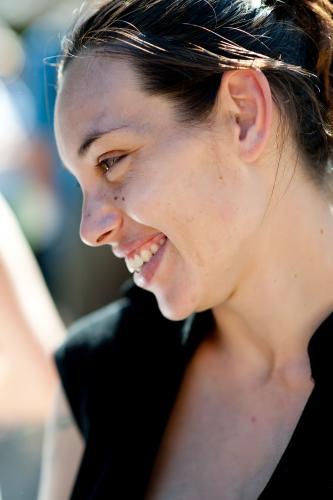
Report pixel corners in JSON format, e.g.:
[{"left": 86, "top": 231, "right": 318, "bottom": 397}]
[
  {"left": 55, "top": 55, "right": 171, "bottom": 166},
  {"left": 57, "top": 54, "right": 141, "bottom": 112}
]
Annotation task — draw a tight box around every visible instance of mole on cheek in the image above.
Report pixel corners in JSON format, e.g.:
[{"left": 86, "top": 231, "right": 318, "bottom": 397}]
[
  {"left": 122, "top": 197, "right": 125, "bottom": 201},
  {"left": 114, "top": 196, "right": 118, "bottom": 201}
]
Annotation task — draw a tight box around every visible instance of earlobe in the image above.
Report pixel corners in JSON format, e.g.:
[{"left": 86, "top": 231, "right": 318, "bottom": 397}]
[{"left": 221, "top": 69, "right": 273, "bottom": 162}]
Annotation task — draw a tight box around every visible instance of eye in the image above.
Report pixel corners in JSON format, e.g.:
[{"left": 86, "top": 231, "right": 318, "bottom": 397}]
[{"left": 97, "top": 155, "right": 126, "bottom": 174}]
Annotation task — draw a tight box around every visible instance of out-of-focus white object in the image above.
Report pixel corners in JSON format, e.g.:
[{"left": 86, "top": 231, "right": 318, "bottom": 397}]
[
  {"left": 0, "top": 24, "right": 29, "bottom": 166},
  {"left": 0, "top": 25, "right": 24, "bottom": 78},
  {"left": 0, "top": 0, "right": 56, "bottom": 26},
  {"left": 0, "top": 81, "right": 27, "bottom": 167},
  {"left": 0, "top": 0, "right": 81, "bottom": 27}
]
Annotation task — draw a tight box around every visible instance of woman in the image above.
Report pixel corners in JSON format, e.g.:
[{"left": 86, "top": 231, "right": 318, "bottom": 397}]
[{"left": 41, "top": 0, "right": 333, "bottom": 498}]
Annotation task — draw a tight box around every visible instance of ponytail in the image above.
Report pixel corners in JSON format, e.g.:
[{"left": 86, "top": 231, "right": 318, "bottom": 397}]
[
  {"left": 307, "top": 0, "right": 333, "bottom": 109},
  {"left": 265, "top": 0, "right": 333, "bottom": 168},
  {"left": 265, "top": 0, "right": 333, "bottom": 104}
]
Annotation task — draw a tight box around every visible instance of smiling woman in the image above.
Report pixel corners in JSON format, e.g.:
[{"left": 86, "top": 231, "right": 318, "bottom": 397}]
[{"left": 39, "top": 1, "right": 333, "bottom": 499}]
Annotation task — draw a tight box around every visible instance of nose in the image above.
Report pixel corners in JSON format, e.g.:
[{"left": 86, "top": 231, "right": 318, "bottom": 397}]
[{"left": 80, "top": 199, "right": 122, "bottom": 247}]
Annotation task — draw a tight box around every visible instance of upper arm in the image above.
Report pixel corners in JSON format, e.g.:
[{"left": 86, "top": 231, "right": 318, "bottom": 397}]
[
  {"left": 0, "top": 194, "right": 65, "bottom": 423},
  {"left": 37, "top": 383, "right": 85, "bottom": 500},
  {"left": 0, "top": 194, "right": 65, "bottom": 353}
]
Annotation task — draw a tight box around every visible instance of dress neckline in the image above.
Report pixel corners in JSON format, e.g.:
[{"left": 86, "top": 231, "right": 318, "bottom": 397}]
[{"left": 175, "top": 307, "right": 333, "bottom": 499}]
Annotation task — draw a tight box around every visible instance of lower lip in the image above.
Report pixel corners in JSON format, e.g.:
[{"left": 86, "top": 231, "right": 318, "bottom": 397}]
[{"left": 133, "top": 238, "right": 168, "bottom": 287}]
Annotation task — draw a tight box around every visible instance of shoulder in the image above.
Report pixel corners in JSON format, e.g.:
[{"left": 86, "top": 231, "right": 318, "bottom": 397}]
[
  {"left": 55, "top": 282, "right": 170, "bottom": 362},
  {"left": 54, "top": 283, "right": 160, "bottom": 388},
  {"left": 54, "top": 283, "right": 185, "bottom": 438}
]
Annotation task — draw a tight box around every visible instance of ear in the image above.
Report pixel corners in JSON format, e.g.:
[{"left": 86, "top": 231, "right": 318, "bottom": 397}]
[{"left": 217, "top": 69, "right": 273, "bottom": 162}]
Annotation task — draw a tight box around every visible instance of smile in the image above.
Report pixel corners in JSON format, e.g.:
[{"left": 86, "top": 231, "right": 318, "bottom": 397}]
[{"left": 125, "top": 235, "right": 167, "bottom": 273}]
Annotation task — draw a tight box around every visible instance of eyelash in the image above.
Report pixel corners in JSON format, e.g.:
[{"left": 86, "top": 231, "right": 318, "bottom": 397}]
[{"left": 97, "top": 155, "right": 125, "bottom": 174}]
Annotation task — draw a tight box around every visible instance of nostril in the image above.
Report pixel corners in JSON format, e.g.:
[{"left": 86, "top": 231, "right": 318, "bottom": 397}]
[{"left": 97, "top": 230, "right": 112, "bottom": 243}]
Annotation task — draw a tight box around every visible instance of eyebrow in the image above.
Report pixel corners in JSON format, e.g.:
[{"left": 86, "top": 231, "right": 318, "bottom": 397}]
[{"left": 77, "top": 126, "right": 128, "bottom": 158}]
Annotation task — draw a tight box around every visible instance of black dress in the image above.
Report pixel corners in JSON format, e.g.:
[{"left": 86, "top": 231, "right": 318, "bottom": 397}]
[{"left": 55, "top": 283, "right": 333, "bottom": 499}]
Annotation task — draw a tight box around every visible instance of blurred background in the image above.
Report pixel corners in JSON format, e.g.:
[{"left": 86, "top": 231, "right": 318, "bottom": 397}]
[{"left": 0, "top": 1, "right": 129, "bottom": 498}]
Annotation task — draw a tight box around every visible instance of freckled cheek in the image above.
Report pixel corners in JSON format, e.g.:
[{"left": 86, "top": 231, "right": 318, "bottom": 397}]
[
  {"left": 120, "top": 183, "right": 162, "bottom": 226},
  {"left": 122, "top": 175, "right": 172, "bottom": 216}
]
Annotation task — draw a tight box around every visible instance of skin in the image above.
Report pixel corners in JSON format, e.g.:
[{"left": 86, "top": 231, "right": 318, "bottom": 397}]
[{"left": 55, "top": 54, "right": 333, "bottom": 388}]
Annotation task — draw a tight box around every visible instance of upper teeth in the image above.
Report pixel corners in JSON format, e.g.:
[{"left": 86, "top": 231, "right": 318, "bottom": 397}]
[{"left": 125, "top": 237, "right": 166, "bottom": 273}]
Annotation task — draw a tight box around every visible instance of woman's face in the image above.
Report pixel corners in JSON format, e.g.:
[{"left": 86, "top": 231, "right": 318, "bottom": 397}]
[{"left": 55, "top": 56, "right": 269, "bottom": 320}]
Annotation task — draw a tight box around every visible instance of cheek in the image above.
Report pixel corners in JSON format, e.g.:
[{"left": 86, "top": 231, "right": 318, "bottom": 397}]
[
  {"left": 121, "top": 155, "right": 191, "bottom": 226},
  {"left": 185, "top": 181, "right": 267, "bottom": 278}
]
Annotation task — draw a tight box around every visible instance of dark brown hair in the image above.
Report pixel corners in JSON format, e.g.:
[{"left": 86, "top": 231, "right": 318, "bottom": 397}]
[{"left": 59, "top": 0, "right": 333, "bottom": 183}]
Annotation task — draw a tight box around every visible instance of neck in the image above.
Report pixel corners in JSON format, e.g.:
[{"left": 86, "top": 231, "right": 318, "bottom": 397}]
[{"left": 212, "top": 167, "right": 333, "bottom": 383}]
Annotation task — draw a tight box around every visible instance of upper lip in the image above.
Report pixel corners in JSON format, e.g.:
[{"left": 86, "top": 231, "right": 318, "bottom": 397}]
[{"left": 111, "top": 233, "right": 165, "bottom": 259}]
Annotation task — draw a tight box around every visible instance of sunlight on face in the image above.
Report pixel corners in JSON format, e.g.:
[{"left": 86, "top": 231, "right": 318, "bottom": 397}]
[{"left": 55, "top": 55, "right": 267, "bottom": 320}]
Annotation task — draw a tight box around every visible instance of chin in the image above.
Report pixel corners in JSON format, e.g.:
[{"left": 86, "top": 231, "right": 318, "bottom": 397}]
[{"left": 155, "top": 291, "right": 199, "bottom": 322}]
